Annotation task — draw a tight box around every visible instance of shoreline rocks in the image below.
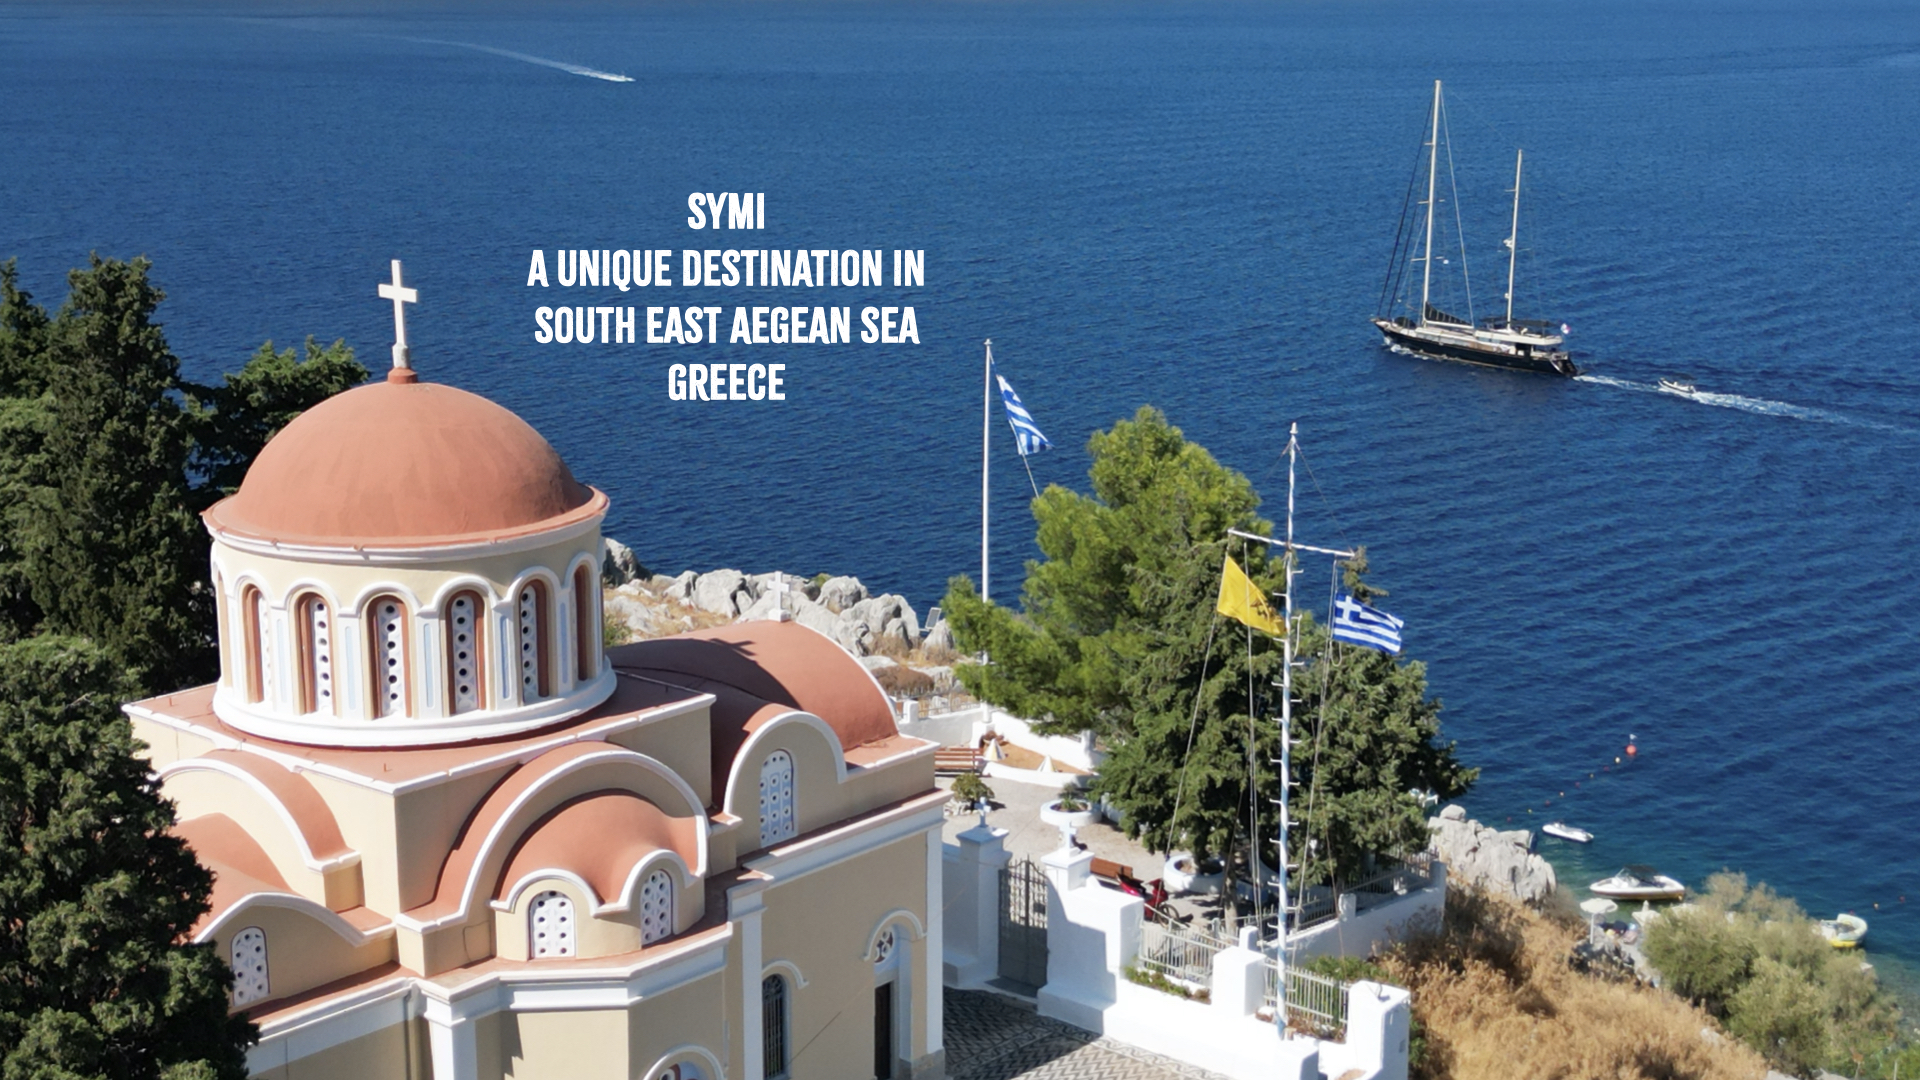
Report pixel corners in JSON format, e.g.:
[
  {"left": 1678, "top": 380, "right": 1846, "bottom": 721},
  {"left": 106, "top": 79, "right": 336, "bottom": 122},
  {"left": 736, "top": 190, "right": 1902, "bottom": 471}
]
[
  {"left": 599, "top": 543, "right": 956, "bottom": 676},
  {"left": 1428, "top": 803, "right": 1557, "bottom": 903}
]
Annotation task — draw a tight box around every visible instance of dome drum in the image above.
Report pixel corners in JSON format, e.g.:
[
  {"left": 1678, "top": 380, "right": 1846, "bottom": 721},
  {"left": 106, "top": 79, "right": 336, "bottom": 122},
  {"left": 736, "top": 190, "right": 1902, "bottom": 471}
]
[{"left": 203, "top": 377, "right": 618, "bottom": 748}]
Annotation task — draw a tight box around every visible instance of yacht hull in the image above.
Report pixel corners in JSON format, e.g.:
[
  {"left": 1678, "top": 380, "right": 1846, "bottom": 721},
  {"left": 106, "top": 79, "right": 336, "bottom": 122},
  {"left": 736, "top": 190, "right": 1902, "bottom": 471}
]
[{"left": 1373, "top": 318, "right": 1579, "bottom": 378}]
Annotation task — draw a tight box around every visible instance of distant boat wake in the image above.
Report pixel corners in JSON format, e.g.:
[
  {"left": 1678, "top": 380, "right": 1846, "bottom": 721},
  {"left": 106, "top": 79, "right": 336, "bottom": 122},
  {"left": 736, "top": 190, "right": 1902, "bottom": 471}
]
[
  {"left": 406, "top": 38, "right": 634, "bottom": 82},
  {"left": 1577, "top": 375, "right": 1912, "bottom": 434}
]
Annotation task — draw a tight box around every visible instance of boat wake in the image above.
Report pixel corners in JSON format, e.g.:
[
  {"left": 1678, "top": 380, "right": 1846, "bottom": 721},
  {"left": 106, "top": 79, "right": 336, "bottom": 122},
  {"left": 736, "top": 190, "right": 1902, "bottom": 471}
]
[
  {"left": 407, "top": 38, "right": 635, "bottom": 82},
  {"left": 1576, "top": 375, "right": 1913, "bottom": 433}
]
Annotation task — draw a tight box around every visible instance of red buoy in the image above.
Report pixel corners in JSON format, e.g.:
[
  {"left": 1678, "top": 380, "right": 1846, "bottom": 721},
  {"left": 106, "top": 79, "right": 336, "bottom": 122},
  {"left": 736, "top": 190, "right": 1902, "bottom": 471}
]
[{"left": 1625, "top": 744, "right": 1638, "bottom": 757}]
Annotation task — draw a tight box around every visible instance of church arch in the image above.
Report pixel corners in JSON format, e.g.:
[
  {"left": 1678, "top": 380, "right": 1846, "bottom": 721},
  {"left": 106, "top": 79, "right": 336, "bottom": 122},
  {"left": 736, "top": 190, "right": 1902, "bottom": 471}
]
[
  {"left": 292, "top": 590, "right": 337, "bottom": 716},
  {"left": 861, "top": 909, "right": 927, "bottom": 962},
  {"left": 758, "top": 749, "right": 796, "bottom": 847},
  {"left": 365, "top": 594, "right": 412, "bottom": 718},
  {"left": 571, "top": 559, "right": 598, "bottom": 685},
  {"left": 444, "top": 588, "right": 488, "bottom": 714},
  {"left": 512, "top": 577, "right": 555, "bottom": 704},
  {"left": 213, "top": 570, "right": 232, "bottom": 688},
  {"left": 639, "top": 1047, "right": 725, "bottom": 1080},
  {"left": 241, "top": 584, "right": 269, "bottom": 705},
  {"left": 528, "top": 889, "right": 576, "bottom": 958},
  {"left": 230, "top": 926, "right": 270, "bottom": 1006}
]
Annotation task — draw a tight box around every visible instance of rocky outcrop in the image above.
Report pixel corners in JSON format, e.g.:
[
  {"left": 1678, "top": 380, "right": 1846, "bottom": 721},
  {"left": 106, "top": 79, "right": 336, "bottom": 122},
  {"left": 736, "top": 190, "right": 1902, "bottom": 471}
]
[
  {"left": 1428, "top": 804, "right": 1557, "bottom": 903},
  {"left": 602, "top": 537, "right": 644, "bottom": 586},
  {"left": 605, "top": 567, "right": 944, "bottom": 663}
]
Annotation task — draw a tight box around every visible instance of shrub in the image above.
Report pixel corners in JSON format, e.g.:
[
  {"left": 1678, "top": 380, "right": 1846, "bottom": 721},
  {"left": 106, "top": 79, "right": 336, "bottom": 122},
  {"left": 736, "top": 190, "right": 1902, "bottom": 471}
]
[
  {"left": 874, "top": 664, "right": 933, "bottom": 696},
  {"left": 950, "top": 772, "right": 994, "bottom": 806}
]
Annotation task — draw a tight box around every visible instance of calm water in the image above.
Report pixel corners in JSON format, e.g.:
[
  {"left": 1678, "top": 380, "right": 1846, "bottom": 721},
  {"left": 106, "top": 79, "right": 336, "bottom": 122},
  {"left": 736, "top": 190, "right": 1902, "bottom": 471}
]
[{"left": 7, "top": 2, "right": 1918, "bottom": 978}]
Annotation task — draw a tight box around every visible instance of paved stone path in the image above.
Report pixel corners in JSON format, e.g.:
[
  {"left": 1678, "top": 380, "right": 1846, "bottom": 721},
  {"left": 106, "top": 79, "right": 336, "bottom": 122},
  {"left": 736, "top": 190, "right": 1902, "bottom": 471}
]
[{"left": 944, "top": 989, "right": 1234, "bottom": 1080}]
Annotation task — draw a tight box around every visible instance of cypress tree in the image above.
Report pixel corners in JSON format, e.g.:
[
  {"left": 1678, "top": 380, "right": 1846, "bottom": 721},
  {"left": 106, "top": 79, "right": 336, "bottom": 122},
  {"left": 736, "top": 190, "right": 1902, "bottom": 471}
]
[{"left": 0, "top": 635, "right": 254, "bottom": 1080}]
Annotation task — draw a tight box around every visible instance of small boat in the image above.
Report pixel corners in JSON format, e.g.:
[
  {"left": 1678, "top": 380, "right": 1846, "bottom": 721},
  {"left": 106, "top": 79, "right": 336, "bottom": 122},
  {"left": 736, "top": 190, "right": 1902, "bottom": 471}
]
[
  {"left": 1541, "top": 821, "right": 1592, "bottom": 843},
  {"left": 1658, "top": 376, "right": 1697, "bottom": 396},
  {"left": 1589, "top": 865, "right": 1687, "bottom": 901},
  {"left": 1818, "top": 913, "right": 1868, "bottom": 949},
  {"left": 1370, "top": 81, "right": 1579, "bottom": 378}
]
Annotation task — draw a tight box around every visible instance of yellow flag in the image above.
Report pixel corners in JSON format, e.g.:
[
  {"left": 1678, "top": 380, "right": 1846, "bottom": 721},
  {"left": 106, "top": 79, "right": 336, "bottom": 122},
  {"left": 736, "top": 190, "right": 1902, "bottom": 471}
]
[{"left": 1216, "top": 554, "right": 1281, "bottom": 634}]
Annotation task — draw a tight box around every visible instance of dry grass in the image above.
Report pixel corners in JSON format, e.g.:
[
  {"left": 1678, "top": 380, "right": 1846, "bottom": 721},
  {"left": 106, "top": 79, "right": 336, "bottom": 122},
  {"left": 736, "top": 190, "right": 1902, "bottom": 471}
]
[{"left": 1382, "top": 889, "right": 1769, "bottom": 1080}]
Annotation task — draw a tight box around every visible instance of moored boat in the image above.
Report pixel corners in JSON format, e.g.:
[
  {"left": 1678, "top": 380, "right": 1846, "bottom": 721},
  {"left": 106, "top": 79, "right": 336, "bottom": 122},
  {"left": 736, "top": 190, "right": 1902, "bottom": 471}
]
[
  {"left": 1541, "top": 821, "right": 1592, "bottom": 843},
  {"left": 1818, "top": 913, "right": 1868, "bottom": 949},
  {"left": 1590, "top": 865, "right": 1686, "bottom": 901},
  {"left": 1370, "top": 81, "right": 1578, "bottom": 378}
]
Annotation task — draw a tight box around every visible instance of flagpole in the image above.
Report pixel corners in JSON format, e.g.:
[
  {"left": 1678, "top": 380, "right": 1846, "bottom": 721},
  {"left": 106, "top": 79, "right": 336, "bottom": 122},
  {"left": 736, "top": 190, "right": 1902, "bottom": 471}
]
[
  {"left": 983, "top": 339, "right": 992, "bottom": 604},
  {"left": 1277, "top": 421, "right": 1297, "bottom": 1001}
]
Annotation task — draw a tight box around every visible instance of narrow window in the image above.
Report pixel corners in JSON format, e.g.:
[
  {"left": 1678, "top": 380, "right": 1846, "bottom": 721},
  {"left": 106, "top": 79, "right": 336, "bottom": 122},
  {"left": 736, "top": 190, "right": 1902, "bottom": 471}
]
[
  {"left": 516, "top": 582, "right": 551, "bottom": 703},
  {"left": 529, "top": 889, "right": 575, "bottom": 958},
  {"left": 573, "top": 563, "right": 597, "bottom": 683},
  {"left": 230, "top": 926, "right": 269, "bottom": 1006},
  {"left": 213, "top": 572, "right": 232, "bottom": 687},
  {"left": 762, "top": 975, "right": 789, "bottom": 1079},
  {"left": 368, "top": 596, "right": 410, "bottom": 718},
  {"left": 446, "top": 591, "right": 486, "bottom": 715},
  {"left": 241, "top": 586, "right": 268, "bottom": 705},
  {"left": 640, "top": 868, "right": 673, "bottom": 945},
  {"left": 758, "top": 750, "right": 796, "bottom": 847},
  {"left": 296, "top": 594, "right": 335, "bottom": 715}
]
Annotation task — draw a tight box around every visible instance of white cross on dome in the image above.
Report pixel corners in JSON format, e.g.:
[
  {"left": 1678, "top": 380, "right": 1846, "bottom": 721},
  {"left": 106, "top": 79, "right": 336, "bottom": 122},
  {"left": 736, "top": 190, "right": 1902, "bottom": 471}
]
[{"left": 377, "top": 259, "right": 418, "bottom": 374}]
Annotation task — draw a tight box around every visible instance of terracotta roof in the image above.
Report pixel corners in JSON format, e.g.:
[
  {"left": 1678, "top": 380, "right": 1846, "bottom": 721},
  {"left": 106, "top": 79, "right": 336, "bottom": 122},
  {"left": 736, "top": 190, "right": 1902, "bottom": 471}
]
[
  {"left": 496, "top": 791, "right": 701, "bottom": 905},
  {"left": 175, "top": 813, "right": 289, "bottom": 932},
  {"left": 609, "top": 620, "right": 899, "bottom": 796},
  {"left": 176, "top": 749, "right": 351, "bottom": 863},
  {"left": 203, "top": 379, "right": 602, "bottom": 548}
]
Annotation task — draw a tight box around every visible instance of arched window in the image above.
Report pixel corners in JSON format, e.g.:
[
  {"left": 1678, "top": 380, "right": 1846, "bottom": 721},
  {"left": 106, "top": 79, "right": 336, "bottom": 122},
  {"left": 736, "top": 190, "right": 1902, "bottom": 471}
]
[
  {"left": 296, "top": 593, "right": 335, "bottom": 716},
  {"left": 761, "top": 974, "right": 789, "bottom": 1079},
  {"left": 639, "top": 868, "right": 673, "bottom": 945},
  {"left": 230, "top": 926, "right": 269, "bottom": 1006},
  {"left": 367, "top": 596, "right": 410, "bottom": 718},
  {"left": 528, "top": 889, "right": 575, "bottom": 958},
  {"left": 758, "top": 750, "right": 796, "bottom": 847},
  {"left": 446, "top": 590, "right": 486, "bottom": 715},
  {"left": 573, "top": 563, "right": 597, "bottom": 683},
  {"left": 241, "top": 586, "right": 269, "bottom": 705},
  {"left": 516, "top": 582, "right": 551, "bottom": 704}
]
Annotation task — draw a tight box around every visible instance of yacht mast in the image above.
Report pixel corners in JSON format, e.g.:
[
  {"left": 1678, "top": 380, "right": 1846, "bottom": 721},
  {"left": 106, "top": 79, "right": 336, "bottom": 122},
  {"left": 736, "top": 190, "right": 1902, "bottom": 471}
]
[
  {"left": 1505, "top": 149, "right": 1522, "bottom": 326},
  {"left": 1420, "top": 79, "right": 1441, "bottom": 326}
]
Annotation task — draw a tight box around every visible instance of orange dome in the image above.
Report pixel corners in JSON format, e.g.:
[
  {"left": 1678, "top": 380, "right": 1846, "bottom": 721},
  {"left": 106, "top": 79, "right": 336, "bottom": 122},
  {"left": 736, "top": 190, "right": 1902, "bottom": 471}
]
[{"left": 205, "top": 377, "right": 603, "bottom": 547}]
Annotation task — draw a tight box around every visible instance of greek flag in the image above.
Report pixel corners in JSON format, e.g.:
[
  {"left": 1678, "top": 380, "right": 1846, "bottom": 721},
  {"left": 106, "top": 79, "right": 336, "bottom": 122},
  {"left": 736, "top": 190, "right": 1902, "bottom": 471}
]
[
  {"left": 1332, "top": 593, "right": 1404, "bottom": 654},
  {"left": 994, "top": 366, "right": 1052, "bottom": 457}
]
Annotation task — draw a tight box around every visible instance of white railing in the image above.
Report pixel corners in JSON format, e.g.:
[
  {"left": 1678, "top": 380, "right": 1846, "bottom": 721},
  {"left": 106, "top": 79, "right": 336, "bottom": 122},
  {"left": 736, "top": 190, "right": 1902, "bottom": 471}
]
[
  {"left": 1263, "top": 962, "right": 1350, "bottom": 1039},
  {"left": 1136, "top": 917, "right": 1235, "bottom": 991}
]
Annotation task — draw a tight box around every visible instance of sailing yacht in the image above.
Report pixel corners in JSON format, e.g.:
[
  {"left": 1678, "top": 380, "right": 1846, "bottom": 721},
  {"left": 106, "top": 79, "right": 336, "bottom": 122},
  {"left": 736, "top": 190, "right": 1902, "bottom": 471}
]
[{"left": 1371, "top": 81, "right": 1578, "bottom": 378}]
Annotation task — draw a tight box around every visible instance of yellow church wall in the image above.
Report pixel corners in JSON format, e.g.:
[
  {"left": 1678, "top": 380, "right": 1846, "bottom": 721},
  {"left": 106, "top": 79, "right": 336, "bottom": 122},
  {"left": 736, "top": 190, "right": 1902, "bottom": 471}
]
[
  {"left": 626, "top": 973, "right": 729, "bottom": 1080},
  {"left": 758, "top": 834, "right": 930, "bottom": 1080},
  {"left": 129, "top": 714, "right": 219, "bottom": 773},
  {"left": 209, "top": 904, "right": 397, "bottom": 1012},
  {"left": 392, "top": 765, "right": 517, "bottom": 912},
  {"left": 725, "top": 722, "right": 932, "bottom": 867},
  {"left": 478, "top": 1007, "right": 630, "bottom": 1080},
  {"left": 306, "top": 773, "right": 406, "bottom": 915},
  {"left": 250, "top": 1014, "right": 426, "bottom": 1080},
  {"left": 606, "top": 705, "right": 716, "bottom": 810}
]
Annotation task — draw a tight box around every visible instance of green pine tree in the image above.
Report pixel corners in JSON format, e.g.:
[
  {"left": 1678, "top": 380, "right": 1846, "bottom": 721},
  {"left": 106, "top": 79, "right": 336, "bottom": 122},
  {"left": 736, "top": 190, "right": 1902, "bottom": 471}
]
[
  {"left": 0, "top": 635, "right": 254, "bottom": 1080},
  {"left": 942, "top": 406, "right": 1472, "bottom": 885}
]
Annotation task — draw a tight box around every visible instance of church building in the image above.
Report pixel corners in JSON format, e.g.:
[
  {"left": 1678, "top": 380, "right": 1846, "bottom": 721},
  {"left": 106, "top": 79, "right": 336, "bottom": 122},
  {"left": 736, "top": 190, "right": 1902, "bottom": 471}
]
[{"left": 123, "top": 265, "right": 948, "bottom": 1080}]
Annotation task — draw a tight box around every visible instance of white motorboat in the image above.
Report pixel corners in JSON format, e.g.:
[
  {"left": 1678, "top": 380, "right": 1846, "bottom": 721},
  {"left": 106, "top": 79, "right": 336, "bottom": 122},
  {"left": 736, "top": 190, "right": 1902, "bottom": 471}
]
[
  {"left": 1658, "top": 376, "right": 1697, "bottom": 396},
  {"left": 1589, "top": 865, "right": 1686, "bottom": 901},
  {"left": 1818, "top": 913, "right": 1867, "bottom": 949},
  {"left": 1541, "top": 821, "right": 1592, "bottom": 843}
]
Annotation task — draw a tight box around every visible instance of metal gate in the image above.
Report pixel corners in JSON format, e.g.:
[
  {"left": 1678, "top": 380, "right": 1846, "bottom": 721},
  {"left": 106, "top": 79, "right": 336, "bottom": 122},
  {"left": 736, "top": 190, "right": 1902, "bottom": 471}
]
[{"left": 997, "top": 857, "right": 1049, "bottom": 987}]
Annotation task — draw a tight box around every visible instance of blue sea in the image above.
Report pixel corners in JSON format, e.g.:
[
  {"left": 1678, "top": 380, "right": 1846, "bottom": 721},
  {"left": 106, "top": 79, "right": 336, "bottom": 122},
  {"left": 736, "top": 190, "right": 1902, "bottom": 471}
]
[{"left": 7, "top": 2, "right": 1918, "bottom": 987}]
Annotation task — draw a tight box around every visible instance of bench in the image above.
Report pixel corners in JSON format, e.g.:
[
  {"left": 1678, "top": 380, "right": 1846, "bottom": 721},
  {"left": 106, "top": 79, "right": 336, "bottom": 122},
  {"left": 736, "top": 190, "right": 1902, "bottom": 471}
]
[{"left": 933, "top": 747, "right": 984, "bottom": 776}]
